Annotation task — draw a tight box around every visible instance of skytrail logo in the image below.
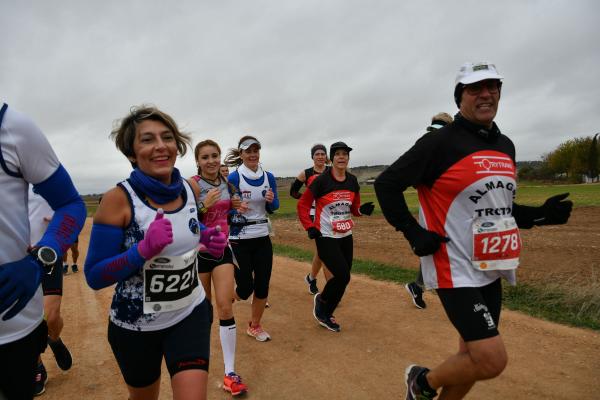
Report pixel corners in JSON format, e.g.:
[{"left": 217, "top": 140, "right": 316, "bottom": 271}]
[{"left": 473, "top": 156, "right": 514, "bottom": 175}]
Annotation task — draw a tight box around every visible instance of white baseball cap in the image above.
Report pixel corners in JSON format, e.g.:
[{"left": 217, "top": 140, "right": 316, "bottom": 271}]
[
  {"left": 239, "top": 138, "right": 261, "bottom": 150},
  {"left": 455, "top": 62, "right": 503, "bottom": 86}
]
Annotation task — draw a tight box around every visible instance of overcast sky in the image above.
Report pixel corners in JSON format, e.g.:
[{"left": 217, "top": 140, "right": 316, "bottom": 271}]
[{"left": 2, "top": 1, "right": 599, "bottom": 194}]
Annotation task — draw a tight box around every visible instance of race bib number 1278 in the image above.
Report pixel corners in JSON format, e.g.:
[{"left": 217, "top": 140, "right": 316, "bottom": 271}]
[{"left": 471, "top": 217, "right": 521, "bottom": 271}]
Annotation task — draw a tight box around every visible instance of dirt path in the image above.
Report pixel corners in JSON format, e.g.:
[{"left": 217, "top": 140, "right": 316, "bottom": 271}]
[
  {"left": 40, "top": 218, "right": 600, "bottom": 399},
  {"left": 272, "top": 208, "right": 600, "bottom": 289}
]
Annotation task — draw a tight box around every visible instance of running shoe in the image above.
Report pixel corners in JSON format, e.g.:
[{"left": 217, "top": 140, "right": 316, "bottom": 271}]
[
  {"left": 71, "top": 264, "right": 79, "bottom": 273},
  {"left": 304, "top": 273, "right": 319, "bottom": 295},
  {"left": 48, "top": 336, "right": 73, "bottom": 370},
  {"left": 313, "top": 294, "right": 340, "bottom": 332},
  {"left": 246, "top": 322, "right": 271, "bottom": 342},
  {"left": 62, "top": 264, "right": 69, "bottom": 275},
  {"left": 405, "top": 282, "right": 426, "bottom": 309},
  {"left": 223, "top": 372, "right": 248, "bottom": 396},
  {"left": 33, "top": 361, "right": 47, "bottom": 396},
  {"left": 405, "top": 364, "right": 437, "bottom": 400}
]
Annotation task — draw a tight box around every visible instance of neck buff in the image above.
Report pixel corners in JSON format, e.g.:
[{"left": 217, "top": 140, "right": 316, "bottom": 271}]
[
  {"left": 128, "top": 168, "right": 183, "bottom": 204},
  {"left": 454, "top": 112, "right": 501, "bottom": 142},
  {"left": 238, "top": 163, "right": 264, "bottom": 180}
]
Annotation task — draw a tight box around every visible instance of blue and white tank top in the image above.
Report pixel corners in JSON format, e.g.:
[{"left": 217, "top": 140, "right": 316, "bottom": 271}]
[
  {"left": 109, "top": 179, "right": 205, "bottom": 331},
  {"left": 229, "top": 171, "right": 270, "bottom": 239}
]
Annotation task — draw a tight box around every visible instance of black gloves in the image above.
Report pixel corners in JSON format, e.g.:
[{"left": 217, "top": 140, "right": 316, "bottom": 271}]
[
  {"left": 402, "top": 223, "right": 450, "bottom": 257},
  {"left": 359, "top": 202, "right": 375, "bottom": 216},
  {"left": 307, "top": 227, "right": 322, "bottom": 239},
  {"left": 534, "top": 193, "right": 573, "bottom": 226},
  {"left": 513, "top": 192, "right": 573, "bottom": 229}
]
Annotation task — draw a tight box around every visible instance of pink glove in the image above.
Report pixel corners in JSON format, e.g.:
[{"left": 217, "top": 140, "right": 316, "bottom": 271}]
[
  {"left": 200, "top": 226, "right": 227, "bottom": 258},
  {"left": 138, "top": 209, "right": 173, "bottom": 259}
]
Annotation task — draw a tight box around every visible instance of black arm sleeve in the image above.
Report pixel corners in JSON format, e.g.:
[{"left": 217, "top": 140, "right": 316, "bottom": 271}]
[
  {"left": 290, "top": 178, "right": 304, "bottom": 199},
  {"left": 512, "top": 203, "right": 541, "bottom": 229},
  {"left": 374, "top": 133, "right": 438, "bottom": 232}
]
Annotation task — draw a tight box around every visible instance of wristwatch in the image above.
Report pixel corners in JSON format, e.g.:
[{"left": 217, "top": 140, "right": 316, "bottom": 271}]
[
  {"left": 197, "top": 201, "right": 208, "bottom": 215},
  {"left": 29, "top": 246, "right": 58, "bottom": 274}
]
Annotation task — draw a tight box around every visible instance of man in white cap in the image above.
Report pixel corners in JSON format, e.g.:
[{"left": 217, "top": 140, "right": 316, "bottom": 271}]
[{"left": 375, "top": 62, "right": 572, "bottom": 399}]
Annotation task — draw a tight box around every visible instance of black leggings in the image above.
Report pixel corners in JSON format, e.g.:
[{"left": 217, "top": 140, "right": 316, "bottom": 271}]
[
  {"left": 230, "top": 236, "right": 273, "bottom": 300},
  {"left": 315, "top": 235, "right": 353, "bottom": 315}
]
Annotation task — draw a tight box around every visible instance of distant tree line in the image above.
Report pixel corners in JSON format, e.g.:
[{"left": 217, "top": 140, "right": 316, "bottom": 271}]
[{"left": 518, "top": 134, "right": 600, "bottom": 183}]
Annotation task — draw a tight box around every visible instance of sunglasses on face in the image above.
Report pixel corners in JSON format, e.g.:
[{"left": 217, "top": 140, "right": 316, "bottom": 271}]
[{"left": 464, "top": 80, "right": 501, "bottom": 95}]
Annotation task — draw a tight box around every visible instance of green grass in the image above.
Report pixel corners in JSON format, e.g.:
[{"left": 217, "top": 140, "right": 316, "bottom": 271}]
[
  {"left": 85, "top": 181, "right": 598, "bottom": 219},
  {"left": 274, "top": 182, "right": 600, "bottom": 218},
  {"left": 84, "top": 202, "right": 98, "bottom": 217},
  {"left": 273, "top": 187, "right": 417, "bottom": 218},
  {"left": 273, "top": 243, "right": 600, "bottom": 331},
  {"left": 274, "top": 244, "right": 417, "bottom": 283},
  {"left": 503, "top": 282, "right": 600, "bottom": 331},
  {"left": 515, "top": 182, "right": 600, "bottom": 207}
]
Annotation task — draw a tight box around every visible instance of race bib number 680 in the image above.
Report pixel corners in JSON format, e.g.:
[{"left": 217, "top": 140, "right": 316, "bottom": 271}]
[{"left": 331, "top": 214, "right": 354, "bottom": 234}]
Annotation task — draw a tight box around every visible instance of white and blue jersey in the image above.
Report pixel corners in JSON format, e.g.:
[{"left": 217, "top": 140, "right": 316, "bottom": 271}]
[
  {"left": 228, "top": 166, "right": 279, "bottom": 240},
  {"left": 0, "top": 104, "right": 60, "bottom": 345},
  {"left": 109, "top": 180, "right": 205, "bottom": 331}
]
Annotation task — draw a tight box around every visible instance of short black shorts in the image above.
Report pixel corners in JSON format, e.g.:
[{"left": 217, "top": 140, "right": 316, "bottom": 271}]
[
  {"left": 107, "top": 299, "right": 213, "bottom": 388},
  {"left": 436, "top": 278, "right": 502, "bottom": 342},
  {"left": 41, "top": 260, "right": 63, "bottom": 296},
  {"left": 0, "top": 321, "right": 48, "bottom": 399},
  {"left": 197, "top": 246, "right": 234, "bottom": 274}
]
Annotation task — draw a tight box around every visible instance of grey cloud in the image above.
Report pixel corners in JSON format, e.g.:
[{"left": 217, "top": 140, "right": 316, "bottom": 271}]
[{"left": 2, "top": 0, "right": 599, "bottom": 193}]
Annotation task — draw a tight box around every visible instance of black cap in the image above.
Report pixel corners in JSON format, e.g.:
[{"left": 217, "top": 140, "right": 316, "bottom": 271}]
[{"left": 329, "top": 141, "right": 353, "bottom": 160}]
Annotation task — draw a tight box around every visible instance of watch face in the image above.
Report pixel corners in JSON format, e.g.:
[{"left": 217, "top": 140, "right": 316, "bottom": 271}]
[{"left": 39, "top": 247, "right": 57, "bottom": 265}]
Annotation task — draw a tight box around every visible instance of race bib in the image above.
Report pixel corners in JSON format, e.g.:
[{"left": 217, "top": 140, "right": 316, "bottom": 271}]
[
  {"left": 331, "top": 215, "right": 354, "bottom": 233},
  {"left": 471, "top": 217, "right": 521, "bottom": 271},
  {"left": 143, "top": 248, "right": 201, "bottom": 314}
]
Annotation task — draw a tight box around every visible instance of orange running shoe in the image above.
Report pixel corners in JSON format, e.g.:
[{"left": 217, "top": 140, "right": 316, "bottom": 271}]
[{"left": 223, "top": 372, "right": 248, "bottom": 396}]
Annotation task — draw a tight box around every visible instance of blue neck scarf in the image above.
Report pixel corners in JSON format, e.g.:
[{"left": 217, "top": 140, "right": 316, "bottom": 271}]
[{"left": 128, "top": 168, "right": 183, "bottom": 204}]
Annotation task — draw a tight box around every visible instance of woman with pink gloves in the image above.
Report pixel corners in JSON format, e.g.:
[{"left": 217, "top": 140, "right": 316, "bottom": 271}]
[
  {"left": 189, "top": 139, "right": 248, "bottom": 397},
  {"left": 84, "top": 106, "right": 226, "bottom": 400}
]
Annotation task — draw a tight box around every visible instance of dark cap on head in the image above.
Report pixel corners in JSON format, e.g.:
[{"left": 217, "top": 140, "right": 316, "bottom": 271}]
[
  {"left": 329, "top": 141, "right": 353, "bottom": 160},
  {"left": 311, "top": 144, "right": 327, "bottom": 158}
]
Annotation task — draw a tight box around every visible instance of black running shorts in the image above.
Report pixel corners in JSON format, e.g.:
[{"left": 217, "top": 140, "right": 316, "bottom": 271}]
[
  {"left": 0, "top": 321, "right": 48, "bottom": 398},
  {"left": 197, "top": 246, "right": 234, "bottom": 274},
  {"left": 107, "top": 300, "right": 213, "bottom": 388},
  {"left": 41, "top": 260, "right": 63, "bottom": 296},
  {"left": 436, "top": 278, "right": 502, "bottom": 342}
]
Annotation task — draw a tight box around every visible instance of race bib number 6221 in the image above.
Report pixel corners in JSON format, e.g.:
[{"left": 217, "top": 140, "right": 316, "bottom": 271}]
[
  {"left": 471, "top": 217, "right": 521, "bottom": 271},
  {"left": 143, "top": 248, "right": 200, "bottom": 314}
]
